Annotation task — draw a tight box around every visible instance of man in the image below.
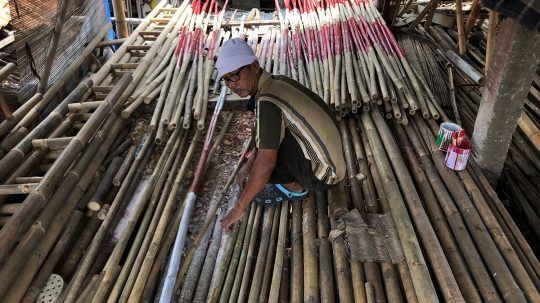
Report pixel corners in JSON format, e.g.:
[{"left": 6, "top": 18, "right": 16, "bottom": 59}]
[{"left": 216, "top": 38, "right": 346, "bottom": 231}]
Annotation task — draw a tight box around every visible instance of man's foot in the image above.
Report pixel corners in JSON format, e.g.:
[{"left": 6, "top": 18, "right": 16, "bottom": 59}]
[
  {"left": 282, "top": 181, "right": 305, "bottom": 193},
  {"left": 253, "top": 183, "right": 308, "bottom": 205}
]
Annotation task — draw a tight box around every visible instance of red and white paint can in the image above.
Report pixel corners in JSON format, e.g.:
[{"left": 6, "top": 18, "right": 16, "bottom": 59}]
[
  {"left": 435, "top": 122, "right": 461, "bottom": 151},
  {"left": 444, "top": 140, "right": 472, "bottom": 171}
]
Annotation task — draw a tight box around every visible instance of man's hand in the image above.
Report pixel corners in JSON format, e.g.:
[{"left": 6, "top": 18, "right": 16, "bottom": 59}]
[{"left": 221, "top": 204, "right": 247, "bottom": 233}]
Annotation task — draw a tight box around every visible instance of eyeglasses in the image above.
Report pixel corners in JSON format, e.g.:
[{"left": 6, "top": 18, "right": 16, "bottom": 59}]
[{"left": 220, "top": 65, "right": 248, "bottom": 86}]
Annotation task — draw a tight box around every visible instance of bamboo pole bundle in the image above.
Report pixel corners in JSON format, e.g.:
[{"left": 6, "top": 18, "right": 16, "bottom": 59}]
[
  {"left": 403, "top": 118, "right": 504, "bottom": 302},
  {"left": 18, "top": 210, "right": 83, "bottom": 303},
  {"left": 0, "top": 75, "right": 131, "bottom": 271},
  {"left": 192, "top": 211, "right": 225, "bottom": 303},
  {"left": 137, "top": 129, "right": 202, "bottom": 301},
  {"left": 207, "top": 219, "right": 242, "bottom": 303},
  {"left": 469, "top": 158, "right": 540, "bottom": 279},
  {"left": 327, "top": 181, "right": 354, "bottom": 303},
  {"left": 217, "top": 204, "right": 251, "bottom": 303},
  {"left": 159, "top": 85, "right": 227, "bottom": 302},
  {"left": 116, "top": 2, "right": 188, "bottom": 114},
  {"left": 173, "top": 135, "right": 250, "bottom": 294},
  {"left": 0, "top": 79, "right": 92, "bottom": 182},
  {"left": 87, "top": 126, "right": 182, "bottom": 303},
  {"left": 360, "top": 109, "right": 438, "bottom": 302},
  {"left": 178, "top": 217, "right": 216, "bottom": 303},
  {"left": 455, "top": 171, "right": 540, "bottom": 302},
  {"left": 370, "top": 107, "right": 466, "bottom": 302},
  {"left": 392, "top": 119, "right": 484, "bottom": 302},
  {"left": 259, "top": 202, "right": 281, "bottom": 302},
  {"left": 263, "top": 199, "right": 286, "bottom": 303},
  {"left": 246, "top": 205, "right": 276, "bottom": 302},
  {"left": 413, "top": 115, "right": 530, "bottom": 302},
  {"left": 229, "top": 204, "right": 263, "bottom": 303},
  {"left": 0, "top": 114, "right": 125, "bottom": 301},
  {"left": 61, "top": 131, "right": 156, "bottom": 303},
  {"left": 196, "top": 1, "right": 226, "bottom": 131},
  {"left": 110, "top": 129, "right": 188, "bottom": 303}
]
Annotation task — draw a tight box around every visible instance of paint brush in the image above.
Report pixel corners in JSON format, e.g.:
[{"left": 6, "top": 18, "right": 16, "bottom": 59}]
[{"left": 457, "top": 129, "right": 465, "bottom": 147}]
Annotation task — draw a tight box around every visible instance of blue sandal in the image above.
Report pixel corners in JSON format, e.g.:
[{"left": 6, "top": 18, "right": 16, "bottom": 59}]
[{"left": 253, "top": 184, "right": 308, "bottom": 205}]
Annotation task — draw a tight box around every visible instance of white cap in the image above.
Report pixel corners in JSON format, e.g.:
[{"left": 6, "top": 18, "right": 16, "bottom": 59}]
[{"left": 216, "top": 38, "right": 258, "bottom": 79}]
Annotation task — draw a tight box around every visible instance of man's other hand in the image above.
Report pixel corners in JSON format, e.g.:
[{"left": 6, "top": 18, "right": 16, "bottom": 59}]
[{"left": 221, "top": 204, "right": 247, "bottom": 233}]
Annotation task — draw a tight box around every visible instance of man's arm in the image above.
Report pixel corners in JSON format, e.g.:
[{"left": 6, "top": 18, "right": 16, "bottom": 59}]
[
  {"left": 221, "top": 148, "right": 277, "bottom": 231},
  {"left": 236, "top": 147, "right": 258, "bottom": 188}
]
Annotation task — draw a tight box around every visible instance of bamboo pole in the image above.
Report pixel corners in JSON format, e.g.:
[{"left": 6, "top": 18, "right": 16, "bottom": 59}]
[
  {"left": 112, "top": 145, "right": 136, "bottom": 186},
  {"left": 0, "top": 94, "right": 42, "bottom": 138},
  {"left": 87, "top": 157, "right": 123, "bottom": 211},
  {"left": 192, "top": 210, "right": 225, "bottom": 303},
  {"left": 315, "top": 191, "right": 335, "bottom": 303},
  {"left": 301, "top": 194, "right": 318, "bottom": 303},
  {"left": 464, "top": 0, "right": 482, "bottom": 37},
  {"left": 518, "top": 111, "right": 540, "bottom": 153},
  {"left": 111, "top": 0, "right": 129, "bottom": 38},
  {"left": 455, "top": 0, "right": 466, "bottom": 55}
]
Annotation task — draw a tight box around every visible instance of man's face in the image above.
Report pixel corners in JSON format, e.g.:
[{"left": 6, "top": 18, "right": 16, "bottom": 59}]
[{"left": 222, "top": 61, "right": 260, "bottom": 98}]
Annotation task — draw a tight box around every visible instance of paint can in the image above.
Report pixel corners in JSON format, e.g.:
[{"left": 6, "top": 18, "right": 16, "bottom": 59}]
[
  {"left": 435, "top": 122, "right": 461, "bottom": 151},
  {"left": 444, "top": 140, "right": 472, "bottom": 171}
]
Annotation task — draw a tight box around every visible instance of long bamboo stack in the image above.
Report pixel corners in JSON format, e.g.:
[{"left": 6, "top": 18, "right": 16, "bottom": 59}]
[{"left": 1, "top": 1, "right": 539, "bottom": 303}]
